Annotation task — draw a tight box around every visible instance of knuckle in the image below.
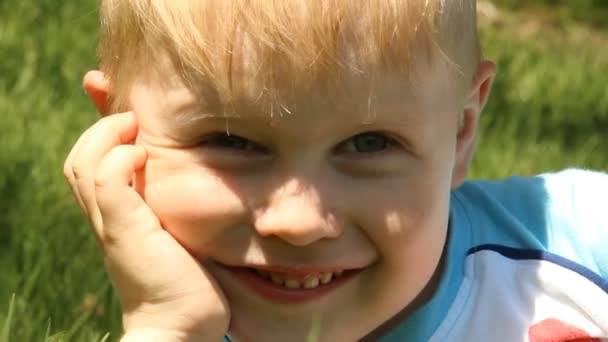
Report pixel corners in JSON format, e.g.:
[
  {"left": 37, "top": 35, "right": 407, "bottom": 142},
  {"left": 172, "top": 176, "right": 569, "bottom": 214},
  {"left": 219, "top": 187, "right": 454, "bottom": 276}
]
[
  {"left": 85, "top": 116, "right": 111, "bottom": 138},
  {"left": 110, "top": 144, "right": 127, "bottom": 154},
  {"left": 71, "top": 162, "right": 90, "bottom": 181},
  {"left": 96, "top": 114, "right": 120, "bottom": 131},
  {"left": 94, "top": 173, "right": 112, "bottom": 190},
  {"left": 96, "top": 115, "right": 111, "bottom": 128},
  {"left": 100, "top": 231, "right": 120, "bottom": 247},
  {"left": 62, "top": 163, "right": 73, "bottom": 180}
]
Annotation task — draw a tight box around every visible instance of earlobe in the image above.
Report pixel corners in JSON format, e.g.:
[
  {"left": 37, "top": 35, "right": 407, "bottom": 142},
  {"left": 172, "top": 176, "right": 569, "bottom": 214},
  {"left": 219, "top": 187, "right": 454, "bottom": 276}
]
[
  {"left": 83, "top": 70, "right": 110, "bottom": 116},
  {"left": 451, "top": 60, "right": 496, "bottom": 188}
]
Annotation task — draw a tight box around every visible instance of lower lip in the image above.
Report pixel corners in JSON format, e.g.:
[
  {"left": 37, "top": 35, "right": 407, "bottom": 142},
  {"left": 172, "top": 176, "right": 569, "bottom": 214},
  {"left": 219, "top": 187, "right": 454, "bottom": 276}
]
[{"left": 223, "top": 266, "right": 359, "bottom": 304}]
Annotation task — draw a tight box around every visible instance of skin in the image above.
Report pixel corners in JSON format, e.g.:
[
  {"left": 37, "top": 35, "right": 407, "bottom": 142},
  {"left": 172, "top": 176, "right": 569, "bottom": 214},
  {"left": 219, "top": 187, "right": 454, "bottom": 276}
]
[{"left": 65, "top": 51, "right": 495, "bottom": 341}]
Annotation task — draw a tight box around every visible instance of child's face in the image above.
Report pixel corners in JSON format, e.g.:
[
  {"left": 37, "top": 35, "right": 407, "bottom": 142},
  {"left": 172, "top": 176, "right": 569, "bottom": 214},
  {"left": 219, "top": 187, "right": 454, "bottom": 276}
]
[{"left": 128, "top": 52, "right": 464, "bottom": 340}]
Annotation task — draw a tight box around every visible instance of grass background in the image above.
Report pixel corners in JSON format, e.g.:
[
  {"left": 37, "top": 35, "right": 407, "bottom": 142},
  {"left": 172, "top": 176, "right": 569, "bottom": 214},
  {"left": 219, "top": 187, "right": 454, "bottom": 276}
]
[{"left": 1, "top": 1, "right": 606, "bottom": 341}]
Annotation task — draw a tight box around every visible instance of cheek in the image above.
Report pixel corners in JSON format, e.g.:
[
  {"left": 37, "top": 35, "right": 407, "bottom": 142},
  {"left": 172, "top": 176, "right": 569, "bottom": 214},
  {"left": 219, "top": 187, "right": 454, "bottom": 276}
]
[
  {"left": 139, "top": 159, "right": 248, "bottom": 253},
  {"left": 357, "top": 169, "right": 450, "bottom": 239},
  {"left": 363, "top": 189, "right": 448, "bottom": 260},
  {"left": 352, "top": 164, "right": 450, "bottom": 287},
  {"left": 343, "top": 177, "right": 449, "bottom": 326}
]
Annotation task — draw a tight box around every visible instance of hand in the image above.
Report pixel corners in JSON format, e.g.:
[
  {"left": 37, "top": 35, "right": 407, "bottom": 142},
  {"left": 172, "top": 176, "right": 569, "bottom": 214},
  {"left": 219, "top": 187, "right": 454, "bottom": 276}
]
[{"left": 63, "top": 112, "right": 230, "bottom": 342}]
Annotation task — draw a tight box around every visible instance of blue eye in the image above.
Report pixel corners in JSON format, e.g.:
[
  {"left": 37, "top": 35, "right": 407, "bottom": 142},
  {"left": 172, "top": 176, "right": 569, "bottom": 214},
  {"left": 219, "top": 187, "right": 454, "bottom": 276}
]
[
  {"left": 200, "top": 133, "right": 263, "bottom": 152},
  {"left": 339, "top": 132, "right": 393, "bottom": 153}
]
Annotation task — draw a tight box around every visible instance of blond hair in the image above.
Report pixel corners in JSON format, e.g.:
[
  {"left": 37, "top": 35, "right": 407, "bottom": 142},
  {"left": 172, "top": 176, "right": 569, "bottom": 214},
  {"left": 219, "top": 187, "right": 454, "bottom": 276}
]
[{"left": 99, "top": 0, "right": 481, "bottom": 113}]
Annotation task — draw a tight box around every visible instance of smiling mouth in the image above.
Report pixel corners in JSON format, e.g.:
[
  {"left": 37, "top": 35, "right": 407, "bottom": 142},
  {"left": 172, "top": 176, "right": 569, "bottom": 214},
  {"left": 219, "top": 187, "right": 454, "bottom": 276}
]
[
  {"left": 249, "top": 268, "right": 346, "bottom": 289},
  {"left": 219, "top": 264, "right": 360, "bottom": 303}
]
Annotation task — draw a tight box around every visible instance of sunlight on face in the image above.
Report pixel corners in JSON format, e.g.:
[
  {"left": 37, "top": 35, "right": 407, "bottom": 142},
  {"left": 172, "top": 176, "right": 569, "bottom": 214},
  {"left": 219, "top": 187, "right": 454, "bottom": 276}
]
[{"left": 127, "top": 45, "right": 463, "bottom": 340}]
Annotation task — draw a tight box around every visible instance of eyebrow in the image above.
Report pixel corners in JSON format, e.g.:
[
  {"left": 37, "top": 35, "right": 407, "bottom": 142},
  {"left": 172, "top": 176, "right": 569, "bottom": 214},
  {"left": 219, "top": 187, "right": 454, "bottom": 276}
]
[
  {"left": 172, "top": 106, "right": 423, "bottom": 129},
  {"left": 167, "top": 107, "right": 282, "bottom": 139},
  {"left": 174, "top": 111, "right": 227, "bottom": 127},
  {"left": 165, "top": 88, "right": 428, "bottom": 141}
]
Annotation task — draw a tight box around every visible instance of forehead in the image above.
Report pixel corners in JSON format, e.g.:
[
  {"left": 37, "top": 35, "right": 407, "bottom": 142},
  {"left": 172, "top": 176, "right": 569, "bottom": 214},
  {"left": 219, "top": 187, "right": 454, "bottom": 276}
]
[
  {"left": 133, "top": 49, "right": 457, "bottom": 143},
  {"left": 142, "top": 38, "right": 455, "bottom": 119}
]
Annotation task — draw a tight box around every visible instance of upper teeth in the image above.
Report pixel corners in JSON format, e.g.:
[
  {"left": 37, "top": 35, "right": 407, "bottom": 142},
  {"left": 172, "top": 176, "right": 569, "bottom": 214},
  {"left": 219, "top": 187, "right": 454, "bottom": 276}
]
[{"left": 255, "top": 269, "right": 345, "bottom": 289}]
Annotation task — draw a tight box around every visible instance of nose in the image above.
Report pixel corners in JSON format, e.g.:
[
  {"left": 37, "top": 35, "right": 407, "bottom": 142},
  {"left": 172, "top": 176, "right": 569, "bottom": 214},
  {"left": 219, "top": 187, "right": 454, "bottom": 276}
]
[{"left": 254, "top": 180, "right": 343, "bottom": 246}]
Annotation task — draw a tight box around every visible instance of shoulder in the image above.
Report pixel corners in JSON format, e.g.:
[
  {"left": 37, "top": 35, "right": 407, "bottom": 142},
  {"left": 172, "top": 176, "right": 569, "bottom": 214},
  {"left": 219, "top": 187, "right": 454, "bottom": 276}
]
[
  {"left": 452, "top": 168, "right": 608, "bottom": 278},
  {"left": 431, "top": 169, "right": 608, "bottom": 341},
  {"left": 541, "top": 168, "right": 607, "bottom": 226},
  {"left": 541, "top": 169, "right": 608, "bottom": 278}
]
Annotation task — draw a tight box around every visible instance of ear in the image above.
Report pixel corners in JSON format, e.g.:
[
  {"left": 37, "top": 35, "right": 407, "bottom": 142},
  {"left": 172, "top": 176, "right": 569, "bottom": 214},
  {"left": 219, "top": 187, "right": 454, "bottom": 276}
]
[
  {"left": 451, "top": 60, "right": 496, "bottom": 188},
  {"left": 83, "top": 70, "right": 111, "bottom": 117}
]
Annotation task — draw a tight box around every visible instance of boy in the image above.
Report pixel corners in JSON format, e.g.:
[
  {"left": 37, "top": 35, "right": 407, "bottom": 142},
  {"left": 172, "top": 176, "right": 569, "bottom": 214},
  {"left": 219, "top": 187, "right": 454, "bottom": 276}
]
[{"left": 63, "top": 0, "right": 608, "bottom": 341}]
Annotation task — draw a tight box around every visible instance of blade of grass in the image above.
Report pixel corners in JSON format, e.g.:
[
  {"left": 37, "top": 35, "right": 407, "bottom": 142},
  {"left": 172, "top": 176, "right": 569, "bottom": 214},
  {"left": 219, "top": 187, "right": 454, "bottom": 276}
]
[
  {"left": 99, "top": 332, "right": 110, "bottom": 342},
  {"left": 43, "top": 318, "right": 51, "bottom": 342},
  {"left": 62, "top": 307, "right": 93, "bottom": 341},
  {"left": 306, "top": 315, "right": 321, "bottom": 342},
  {"left": 1, "top": 294, "right": 15, "bottom": 342}
]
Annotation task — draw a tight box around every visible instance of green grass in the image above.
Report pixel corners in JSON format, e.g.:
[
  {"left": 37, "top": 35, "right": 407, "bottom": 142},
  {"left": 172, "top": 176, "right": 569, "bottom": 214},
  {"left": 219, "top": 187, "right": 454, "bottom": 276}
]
[
  {"left": 0, "top": 1, "right": 122, "bottom": 341},
  {"left": 1, "top": 1, "right": 606, "bottom": 341},
  {"left": 472, "top": 2, "right": 608, "bottom": 177},
  {"left": 490, "top": 0, "right": 608, "bottom": 29}
]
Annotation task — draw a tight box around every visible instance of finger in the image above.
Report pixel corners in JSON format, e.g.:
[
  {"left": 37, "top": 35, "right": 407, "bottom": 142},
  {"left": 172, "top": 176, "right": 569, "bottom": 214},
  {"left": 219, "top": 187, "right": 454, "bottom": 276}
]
[
  {"left": 95, "top": 144, "right": 160, "bottom": 242},
  {"left": 71, "top": 112, "right": 138, "bottom": 233},
  {"left": 64, "top": 126, "right": 94, "bottom": 215},
  {"left": 83, "top": 70, "right": 110, "bottom": 115}
]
